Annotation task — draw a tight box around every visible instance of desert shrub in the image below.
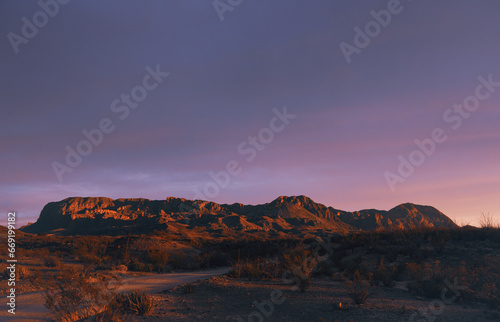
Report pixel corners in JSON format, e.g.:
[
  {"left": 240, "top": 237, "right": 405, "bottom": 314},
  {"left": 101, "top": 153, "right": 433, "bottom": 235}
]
[
  {"left": 407, "top": 261, "right": 476, "bottom": 300},
  {"left": 43, "top": 255, "right": 61, "bottom": 268},
  {"left": 408, "top": 275, "right": 446, "bottom": 299},
  {"left": 169, "top": 252, "right": 201, "bottom": 270},
  {"left": 93, "top": 309, "right": 124, "bottom": 322},
  {"left": 331, "top": 249, "right": 347, "bottom": 267},
  {"left": 358, "top": 260, "right": 371, "bottom": 278},
  {"left": 112, "top": 291, "right": 153, "bottom": 316},
  {"left": 78, "top": 236, "right": 114, "bottom": 264},
  {"left": 75, "top": 250, "right": 94, "bottom": 264},
  {"left": 428, "top": 231, "right": 451, "bottom": 253},
  {"left": 229, "top": 256, "right": 283, "bottom": 280},
  {"left": 281, "top": 267, "right": 312, "bottom": 292},
  {"left": 127, "top": 258, "right": 154, "bottom": 272},
  {"left": 183, "top": 283, "right": 195, "bottom": 294},
  {"left": 339, "top": 255, "right": 366, "bottom": 276},
  {"left": 406, "top": 262, "right": 424, "bottom": 280},
  {"left": 384, "top": 247, "right": 399, "bottom": 263},
  {"left": 450, "top": 257, "right": 500, "bottom": 307},
  {"left": 314, "top": 259, "right": 336, "bottom": 277},
  {"left": 281, "top": 245, "right": 316, "bottom": 292},
  {"left": 208, "top": 251, "right": 231, "bottom": 266},
  {"left": 229, "top": 259, "right": 266, "bottom": 279},
  {"left": 143, "top": 249, "right": 170, "bottom": 272},
  {"left": 74, "top": 237, "right": 109, "bottom": 266},
  {"left": 479, "top": 213, "right": 499, "bottom": 229},
  {"left": 345, "top": 270, "right": 373, "bottom": 304},
  {"left": 399, "top": 244, "right": 421, "bottom": 259},
  {"left": 114, "top": 264, "right": 128, "bottom": 272},
  {"left": 372, "top": 259, "right": 395, "bottom": 287},
  {"left": 151, "top": 229, "right": 174, "bottom": 241},
  {"left": 297, "top": 274, "right": 311, "bottom": 292},
  {"left": 481, "top": 282, "right": 500, "bottom": 308},
  {"left": 1, "top": 266, "right": 31, "bottom": 280},
  {"left": 17, "top": 265, "right": 32, "bottom": 279},
  {"left": 36, "top": 265, "right": 120, "bottom": 321},
  {"left": 393, "top": 261, "right": 409, "bottom": 281},
  {"left": 281, "top": 244, "right": 312, "bottom": 270},
  {"left": 198, "top": 251, "right": 231, "bottom": 268}
]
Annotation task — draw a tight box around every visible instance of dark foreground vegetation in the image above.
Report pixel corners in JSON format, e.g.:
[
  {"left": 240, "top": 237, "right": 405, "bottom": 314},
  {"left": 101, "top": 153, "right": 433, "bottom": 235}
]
[{"left": 1, "top": 222, "right": 500, "bottom": 321}]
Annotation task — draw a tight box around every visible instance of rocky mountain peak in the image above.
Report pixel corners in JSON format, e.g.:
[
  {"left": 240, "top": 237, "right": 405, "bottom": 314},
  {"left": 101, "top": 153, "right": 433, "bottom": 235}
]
[{"left": 21, "top": 196, "right": 456, "bottom": 236}]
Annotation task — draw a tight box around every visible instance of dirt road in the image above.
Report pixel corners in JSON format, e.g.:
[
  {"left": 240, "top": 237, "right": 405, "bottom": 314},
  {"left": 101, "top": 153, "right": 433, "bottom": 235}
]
[
  {"left": 118, "top": 267, "right": 230, "bottom": 294},
  {"left": 0, "top": 267, "right": 230, "bottom": 321}
]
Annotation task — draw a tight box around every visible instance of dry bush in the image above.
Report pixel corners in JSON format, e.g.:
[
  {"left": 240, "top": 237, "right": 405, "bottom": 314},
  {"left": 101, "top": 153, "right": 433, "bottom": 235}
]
[
  {"left": 384, "top": 246, "right": 399, "bottom": 263},
  {"left": 207, "top": 251, "right": 231, "bottom": 267},
  {"left": 407, "top": 260, "right": 445, "bottom": 298},
  {"left": 313, "top": 258, "right": 336, "bottom": 277},
  {"left": 111, "top": 290, "right": 153, "bottom": 316},
  {"left": 395, "top": 254, "right": 500, "bottom": 308},
  {"left": 143, "top": 249, "right": 170, "bottom": 272},
  {"left": 183, "top": 283, "right": 195, "bottom": 294},
  {"left": 34, "top": 265, "right": 120, "bottom": 321},
  {"left": 36, "top": 248, "right": 61, "bottom": 267},
  {"left": 478, "top": 212, "right": 499, "bottom": 229},
  {"left": 73, "top": 236, "right": 110, "bottom": 266},
  {"left": 408, "top": 275, "right": 446, "bottom": 299},
  {"left": 127, "top": 258, "right": 154, "bottom": 272},
  {"left": 344, "top": 270, "right": 373, "bottom": 305},
  {"left": 93, "top": 309, "right": 124, "bottom": 322},
  {"left": 406, "top": 262, "right": 425, "bottom": 280},
  {"left": 1, "top": 265, "right": 32, "bottom": 282},
  {"left": 282, "top": 245, "right": 313, "bottom": 272},
  {"left": 408, "top": 262, "right": 470, "bottom": 301},
  {"left": 372, "top": 259, "right": 395, "bottom": 287},
  {"left": 169, "top": 251, "right": 201, "bottom": 270},
  {"left": 281, "top": 245, "right": 318, "bottom": 292},
  {"left": 297, "top": 274, "right": 312, "bottom": 292},
  {"left": 428, "top": 231, "right": 451, "bottom": 254},
  {"left": 339, "top": 255, "right": 367, "bottom": 276},
  {"left": 43, "top": 255, "right": 61, "bottom": 268},
  {"left": 18, "top": 265, "right": 32, "bottom": 279},
  {"left": 225, "top": 241, "right": 327, "bottom": 291},
  {"left": 229, "top": 258, "right": 266, "bottom": 279},
  {"left": 455, "top": 257, "right": 500, "bottom": 307}
]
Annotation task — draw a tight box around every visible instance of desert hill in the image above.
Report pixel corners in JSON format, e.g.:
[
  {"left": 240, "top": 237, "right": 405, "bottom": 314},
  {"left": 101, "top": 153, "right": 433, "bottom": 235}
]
[
  {"left": 333, "top": 203, "right": 456, "bottom": 231},
  {"left": 20, "top": 195, "right": 457, "bottom": 236}
]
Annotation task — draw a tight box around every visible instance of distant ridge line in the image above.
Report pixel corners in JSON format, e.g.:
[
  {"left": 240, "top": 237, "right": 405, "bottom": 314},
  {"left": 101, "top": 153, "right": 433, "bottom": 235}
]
[{"left": 21, "top": 195, "right": 457, "bottom": 236}]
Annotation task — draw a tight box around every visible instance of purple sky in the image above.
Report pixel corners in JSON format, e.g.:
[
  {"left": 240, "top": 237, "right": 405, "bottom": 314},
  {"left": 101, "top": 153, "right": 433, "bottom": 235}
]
[{"left": 1, "top": 0, "right": 499, "bottom": 227}]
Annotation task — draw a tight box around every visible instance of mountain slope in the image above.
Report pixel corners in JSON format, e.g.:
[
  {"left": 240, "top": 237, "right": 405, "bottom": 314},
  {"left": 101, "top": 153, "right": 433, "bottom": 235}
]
[
  {"left": 333, "top": 202, "right": 457, "bottom": 231},
  {"left": 21, "top": 196, "right": 456, "bottom": 236}
]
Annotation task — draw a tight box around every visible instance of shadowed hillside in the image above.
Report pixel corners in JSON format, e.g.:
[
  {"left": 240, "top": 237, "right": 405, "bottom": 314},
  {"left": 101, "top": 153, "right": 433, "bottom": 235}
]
[{"left": 21, "top": 196, "right": 456, "bottom": 236}]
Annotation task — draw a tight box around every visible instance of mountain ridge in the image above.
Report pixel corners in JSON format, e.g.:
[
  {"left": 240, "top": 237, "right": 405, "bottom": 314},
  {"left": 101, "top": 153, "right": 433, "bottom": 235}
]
[{"left": 21, "top": 195, "right": 457, "bottom": 236}]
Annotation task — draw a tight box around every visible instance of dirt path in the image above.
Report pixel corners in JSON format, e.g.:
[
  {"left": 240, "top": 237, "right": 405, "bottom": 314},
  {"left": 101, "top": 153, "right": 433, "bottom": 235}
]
[
  {"left": 0, "top": 267, "right": 230, "bottom": 321},
  {"left": 118, "top": 267, "right": 230, "bottom": 294}
]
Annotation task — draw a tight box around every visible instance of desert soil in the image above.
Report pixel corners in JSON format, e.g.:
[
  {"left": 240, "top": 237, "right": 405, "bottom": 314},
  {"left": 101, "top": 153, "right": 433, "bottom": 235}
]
[
  {"left": 3, "top": 269, "right": 499, "bottom": 321},
  {"left": 0, "top": 267, "right": 230, "bottom": 321},
  {"left": 127, "top": 276, "right": 500, "bottom": 322}
]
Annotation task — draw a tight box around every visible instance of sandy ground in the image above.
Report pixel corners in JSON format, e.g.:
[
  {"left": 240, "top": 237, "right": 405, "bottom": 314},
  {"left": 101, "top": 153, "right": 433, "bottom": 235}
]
[
  {"left": 3, "top": 269, "right": 499, "bottom": 321},
  {"left": 129, "top": 276, "right": 500, "bottom": 322},
  {"left": 0, "top": 267, "right": 230, "bottom": 322}
]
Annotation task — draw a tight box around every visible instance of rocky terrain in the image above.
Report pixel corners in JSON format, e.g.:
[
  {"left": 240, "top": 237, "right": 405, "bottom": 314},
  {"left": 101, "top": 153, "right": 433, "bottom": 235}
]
[{"left": 21, "top": 195, "right": 456, "bottom": 236}]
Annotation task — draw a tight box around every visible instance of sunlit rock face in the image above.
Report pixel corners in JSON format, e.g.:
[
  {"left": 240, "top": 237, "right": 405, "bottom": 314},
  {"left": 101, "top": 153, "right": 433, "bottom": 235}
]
[{"left": 21, "top": 195, "right": 457, "bottom": 235}]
